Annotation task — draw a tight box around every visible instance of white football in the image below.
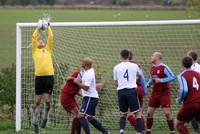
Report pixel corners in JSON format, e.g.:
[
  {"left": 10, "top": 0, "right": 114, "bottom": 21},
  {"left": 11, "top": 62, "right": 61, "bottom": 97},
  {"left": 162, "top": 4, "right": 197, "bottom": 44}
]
[{"left": 37, "top": 19, "right": 48, "bottom": 31}]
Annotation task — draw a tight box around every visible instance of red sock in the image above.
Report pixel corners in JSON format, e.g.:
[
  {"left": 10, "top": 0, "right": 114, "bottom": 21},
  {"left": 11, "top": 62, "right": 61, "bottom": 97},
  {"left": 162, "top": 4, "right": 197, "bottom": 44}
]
[
  {"left": 127, "top": 115, "right": 136, "bottom": 129},
  {"left": 177, "top": 123, "right": 189, "bottom": 134},
  {"left": 71, "top": 117, "right": 81, "bottom": 134},
  {"left": 146, "top": 117, "right": 153, "bottom": 132},
  {"left": 141, "top": 115, "right": 145, "bottom": 131}
]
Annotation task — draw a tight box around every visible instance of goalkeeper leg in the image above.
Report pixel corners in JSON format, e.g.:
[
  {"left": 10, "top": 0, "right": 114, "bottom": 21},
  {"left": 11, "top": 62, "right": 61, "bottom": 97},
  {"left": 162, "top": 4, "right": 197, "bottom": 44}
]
[
  {"left": 33, "top": 96, "right": 42, "bottom": 133},
  {"left": 41, "top": 94, "right": 51, "bottom": 129}
]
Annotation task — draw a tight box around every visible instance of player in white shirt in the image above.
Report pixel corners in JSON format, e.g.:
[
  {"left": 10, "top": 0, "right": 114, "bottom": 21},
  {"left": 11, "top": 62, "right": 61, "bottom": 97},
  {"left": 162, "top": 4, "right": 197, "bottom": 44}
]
[
  {"left": 113, "top": 49, "right": 143, "bottom": 134},
  {"left": 73, "top": 57, "right": 109, "bottom": 134},
  {"left": 187, "top": 50, "right": 200, "bottom": 133}
]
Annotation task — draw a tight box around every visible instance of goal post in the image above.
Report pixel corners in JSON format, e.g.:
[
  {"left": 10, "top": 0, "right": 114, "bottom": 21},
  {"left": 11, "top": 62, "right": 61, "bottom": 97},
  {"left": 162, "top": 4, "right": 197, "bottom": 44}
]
[{"left": 16, "top": 20, "right": 200, "bottom": 132}]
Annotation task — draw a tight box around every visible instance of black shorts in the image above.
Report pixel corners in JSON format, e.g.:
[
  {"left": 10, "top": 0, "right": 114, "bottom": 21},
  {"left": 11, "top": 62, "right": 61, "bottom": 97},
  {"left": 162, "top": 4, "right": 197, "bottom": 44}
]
[
  {"left": 35, "top": 75, "right": 54, "bottom": 95},
  {"left": 118, "top": 88, "right": 140, "bottom": 114},
  {"left": 80, "top": 96, "right": 99, "bottom": 116}
]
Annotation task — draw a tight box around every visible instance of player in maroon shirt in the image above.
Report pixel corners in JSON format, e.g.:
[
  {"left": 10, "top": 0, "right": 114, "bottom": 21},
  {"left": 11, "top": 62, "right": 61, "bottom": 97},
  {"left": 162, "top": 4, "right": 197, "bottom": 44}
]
[
  {"left": 127, "top": 51, "right": 147, "bottom": 133},
  {"left": 146, "top": 52, "right": 176, "bottom": 134},
  {"left": 60, "top": 69, "right": 82, "bottom": 134},
  {"left": 176, "top": 56, "right": 200, "bottom": 134}
]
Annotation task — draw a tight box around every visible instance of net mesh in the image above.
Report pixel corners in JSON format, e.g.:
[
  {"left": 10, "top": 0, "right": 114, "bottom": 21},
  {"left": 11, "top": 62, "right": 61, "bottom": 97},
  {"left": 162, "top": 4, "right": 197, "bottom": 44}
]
[{"left": 20, "top": 22, "right": 200, "bottom": 132}]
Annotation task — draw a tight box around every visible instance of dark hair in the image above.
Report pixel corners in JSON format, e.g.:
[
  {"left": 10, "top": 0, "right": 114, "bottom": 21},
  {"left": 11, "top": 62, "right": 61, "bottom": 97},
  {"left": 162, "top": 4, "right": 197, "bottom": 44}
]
[
  {"left": 182, "top": 56, "right": 193, "bottom": 69},
  {"left": 129, "top": 51, "right": 133, "bottom": 60},
  {"left": 188, "top": 51, "right": 198, "bottom": 61},
  {"left": 120, "top": 49, "right": 130, "bottom": 60}
]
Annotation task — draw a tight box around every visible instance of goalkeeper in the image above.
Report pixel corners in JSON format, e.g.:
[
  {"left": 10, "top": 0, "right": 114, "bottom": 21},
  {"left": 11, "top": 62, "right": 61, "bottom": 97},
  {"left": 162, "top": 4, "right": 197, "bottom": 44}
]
[{"left": 32, "top": 18, "right": 54, "bottom": 133}]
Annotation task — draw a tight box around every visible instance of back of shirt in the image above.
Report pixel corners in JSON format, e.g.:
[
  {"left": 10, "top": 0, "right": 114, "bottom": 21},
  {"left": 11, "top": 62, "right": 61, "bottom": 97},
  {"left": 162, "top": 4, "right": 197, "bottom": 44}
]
[
  {"left": 113, "top": 62, "right": 140, "bottom": 90},
  {"left": 182, "top": 70, "right": 200, "bottom": 104},
  {"left": 191, "top": 63, "right": 200, "bottom": 73},
  {"left": 81, "top": 68, "right": 99, "bottom": 98}
]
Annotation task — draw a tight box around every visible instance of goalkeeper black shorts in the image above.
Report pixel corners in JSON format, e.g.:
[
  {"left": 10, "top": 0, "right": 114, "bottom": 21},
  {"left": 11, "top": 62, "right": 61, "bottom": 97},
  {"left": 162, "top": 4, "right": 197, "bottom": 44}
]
[{"left": 35, "top": 75, "right": 54, "bottom": 95}]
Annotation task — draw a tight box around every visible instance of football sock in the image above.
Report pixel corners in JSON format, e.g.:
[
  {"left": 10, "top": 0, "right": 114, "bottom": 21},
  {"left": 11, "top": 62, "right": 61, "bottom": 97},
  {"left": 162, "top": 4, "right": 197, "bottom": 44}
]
[
  {"left": 119, "top": 117, "right": 126, "bottom": 131},
  {"left": 33, "top": 104, "right": 40, "bottom": 125},
  {"left": 127, "top": 115, "right": 136, "bottom": 129},
  {"left": 141, "top": 115, "right": 145, "bottom": 131},
  {"left": 146, "top": 117, "right": 153, "bottom": 134},
  {"left": 177, "top": 122, "right": 189, "bottom": 134},
  {"left": 89, "top": 118, "right": 107, "bottom": 133},
  {"left": 135, "top": 118, "right": 142, "bottom": 133},
  {"left": 71, "top": 117, "right": 81, "bottom": 134},
  {"left": 42, "top": 102, "right": 50, "bottom": 121},
  {"left": 167, "top": 119, "right": 175, "bottom": 133},
  {"left": 80, "top": 117, "right": 90, "bottom": 134},
  {"left": 191, "top": 118, "right": 200, "bottom": 132}
]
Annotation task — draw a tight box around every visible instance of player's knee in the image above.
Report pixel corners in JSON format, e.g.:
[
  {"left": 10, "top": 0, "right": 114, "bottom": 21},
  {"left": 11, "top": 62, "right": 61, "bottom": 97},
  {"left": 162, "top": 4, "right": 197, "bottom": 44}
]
[
  {"left": 164, "top": 112, "right": 171, "bottom": 120},
  {"left": 120, "top": 113, "right": 127, "bottom": 118},
  {"left": 147, "top": 111, "right": 153, "bottom": 118}
]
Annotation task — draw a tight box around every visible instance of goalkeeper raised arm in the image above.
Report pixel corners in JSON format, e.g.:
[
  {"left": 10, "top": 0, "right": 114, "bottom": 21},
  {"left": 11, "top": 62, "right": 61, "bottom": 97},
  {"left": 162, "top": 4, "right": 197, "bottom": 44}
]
[{"left": 32, "top": 18, "right": 54, "bottom": 133}]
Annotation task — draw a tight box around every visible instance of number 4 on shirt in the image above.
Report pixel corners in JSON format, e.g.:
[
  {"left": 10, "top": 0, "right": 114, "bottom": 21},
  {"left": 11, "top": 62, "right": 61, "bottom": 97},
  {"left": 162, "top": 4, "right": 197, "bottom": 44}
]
[
  {"left": 124, "top": 69, "right": 129, "bottom": 81},
  {"left": 193, "top": 77, "right": 199, "bottom": 91}
]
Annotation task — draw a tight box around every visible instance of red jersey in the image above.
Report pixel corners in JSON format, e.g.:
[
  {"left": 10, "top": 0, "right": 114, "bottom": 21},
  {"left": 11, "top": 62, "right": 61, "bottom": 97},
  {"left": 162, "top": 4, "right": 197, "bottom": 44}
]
[
  {"left": 61, "top": 70, "right": 80, "bottom": 96},
  {"left": 180, "top": 70, "right": 200, "bottom": 105},
  {"left": 149, "top": 63, "right": 175, "bottom": 93}
]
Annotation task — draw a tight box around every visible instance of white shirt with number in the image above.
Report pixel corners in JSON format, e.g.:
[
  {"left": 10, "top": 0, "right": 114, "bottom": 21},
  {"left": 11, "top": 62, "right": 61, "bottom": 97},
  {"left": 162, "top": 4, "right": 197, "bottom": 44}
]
[
  {"left": 191, "top": 63, "right": 200, "bottom": 73},
  {"left": 81, "top": 68, "right": 99, "bottom": 98},
  {"left": 113, "top": 61, "right": 140, "bottom": 90}
]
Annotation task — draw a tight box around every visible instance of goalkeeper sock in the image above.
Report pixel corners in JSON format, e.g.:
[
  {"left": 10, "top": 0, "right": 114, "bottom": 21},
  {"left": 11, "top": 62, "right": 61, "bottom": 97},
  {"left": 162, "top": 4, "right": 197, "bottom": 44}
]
[
  {"left": 167, "top": 119, "right": 175, "bottom": 133},
  {"left": 89, "top": 118, "right": 107, "bottom": 133},
  {"left": 42, "top": 102, "right": 50, "bottom": 121},
  {"left": 119, "top": 117, "right": 126, "bottom": 132},
  {"left": 177, "top": 122, "right": 189, "bottom": 134},
  {"left": 80, "top": 117, "right": 90, "bottom": 134},
  {"left": 71, "top": 117, "right": 81, "bottom": 134},
  {"left": 127, "top": 115, "right": 136, "bottom": 129},
  {"left": 33, "top": 104, "right": 40, "bottom": 125},
  {"left": 135, "top": 118, "right": 142, "bottom": 133}
]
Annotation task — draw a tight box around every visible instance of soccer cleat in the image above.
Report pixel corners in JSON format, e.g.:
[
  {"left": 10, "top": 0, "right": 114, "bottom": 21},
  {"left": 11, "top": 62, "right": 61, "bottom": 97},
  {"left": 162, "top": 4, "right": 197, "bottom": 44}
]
[
  {"left": 41, "top": 118, "right": 47, "bottom": 129},
  {"left": 33, "top": 124, "right": 39, "bottom": 134},
  {"left": 120, "top": 129, "right": 125, "bottom": 134}
]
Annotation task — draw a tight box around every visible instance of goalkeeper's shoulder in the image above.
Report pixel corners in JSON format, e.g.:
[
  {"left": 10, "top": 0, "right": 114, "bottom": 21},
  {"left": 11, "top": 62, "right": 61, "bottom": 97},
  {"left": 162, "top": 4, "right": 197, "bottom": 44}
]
[{"left": 47, "top": 25, "right": 53, "bottom": 37}]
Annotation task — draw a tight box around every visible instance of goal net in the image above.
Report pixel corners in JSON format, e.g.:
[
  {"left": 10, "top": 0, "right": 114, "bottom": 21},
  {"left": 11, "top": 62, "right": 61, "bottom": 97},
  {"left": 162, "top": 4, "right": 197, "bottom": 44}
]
[{"left": 16, "top": 20, "right": 200, "bottom": 133}]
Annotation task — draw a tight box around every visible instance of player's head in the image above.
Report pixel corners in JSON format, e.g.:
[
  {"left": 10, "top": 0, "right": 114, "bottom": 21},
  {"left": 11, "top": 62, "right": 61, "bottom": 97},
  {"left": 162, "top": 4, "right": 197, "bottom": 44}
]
[
  {"left": 129, "top": 51, "right": 133, "bottom": 60},
  {"left": 182, "top": 56, "right": 193, "bottom": 69},
  {"left": 187, "top": 50, "right": 198, "bottom": 63},
  {"left": 82, "top": 57, "right": 93, "bottom": 70},
  {"left": 120, "top": 49, "right": 130, "bottom": 60},
  {"left": 151, "top": 52, "right": 162, "bottom": 64},
  {"left": 37, "top": 39, "right": 45, "bottom": 49}
]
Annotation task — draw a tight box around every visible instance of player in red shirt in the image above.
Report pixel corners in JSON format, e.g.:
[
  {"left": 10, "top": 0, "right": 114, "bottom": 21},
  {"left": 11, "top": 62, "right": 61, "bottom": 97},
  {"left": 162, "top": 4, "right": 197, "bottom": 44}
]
[
  {"left": 146, "top": 52, "right": 176, "bottom": 134},
  {"left": 60, "top": 69, "right": 82, "bottom": 134},
  {"left": 176, "top": 56, "right": 200, "bottom": 134},
  {"left": 127, "top": 51, "right": 147, "bottom": 133}
]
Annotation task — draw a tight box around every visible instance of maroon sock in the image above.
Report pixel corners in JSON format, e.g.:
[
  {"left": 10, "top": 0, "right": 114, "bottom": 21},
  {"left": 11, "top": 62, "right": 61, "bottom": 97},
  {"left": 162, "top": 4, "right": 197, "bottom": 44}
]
[
  {"left": 71, "top": 117, "right": 80, "bottom": 134},
  {"left": 177, "top": 123, "right": 189, "bottom": 134},
  {"left": 167, "top": 119, "right": 175, "bottom": 133},
  {"left": 141, "top": 115, "right": 145, "bottom": 131},
  {"left": 127, "top": 115, "right": 136, "bottom": 129},
  {"left": 146, "top": 118, "right": 153, "bottom": 133}
]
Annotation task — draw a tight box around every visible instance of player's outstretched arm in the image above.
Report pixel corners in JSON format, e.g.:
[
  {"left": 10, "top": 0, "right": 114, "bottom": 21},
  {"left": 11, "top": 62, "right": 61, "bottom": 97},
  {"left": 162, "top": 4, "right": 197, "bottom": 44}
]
[
  {"left": 159, "top": 65, "right": 176, "bottom": 83},
  {"left": 176, "top": 75, "right": 188, "bottom": 104},
  {"left": 46, "top": 25, "right": 53, "bottom": 52},
  {"left": 32, "top": 28, "right": 39, "bottom": 52}
]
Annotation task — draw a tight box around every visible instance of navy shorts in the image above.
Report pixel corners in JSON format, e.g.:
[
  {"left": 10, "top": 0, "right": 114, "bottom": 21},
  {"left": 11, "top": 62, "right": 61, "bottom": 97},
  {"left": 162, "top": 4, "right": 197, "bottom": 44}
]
[
  {"left": 118, "top": 88, "right": 140, "bottom": 114},
  {"left": 80, "top": 96, "right": 99, "bottom": 116}
]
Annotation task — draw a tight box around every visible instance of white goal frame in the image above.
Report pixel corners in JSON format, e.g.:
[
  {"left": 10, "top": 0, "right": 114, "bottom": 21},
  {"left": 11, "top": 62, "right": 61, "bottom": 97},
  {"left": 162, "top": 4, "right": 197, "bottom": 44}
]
[{"left": 16, "top": 19, "right": 200, "bottom": 132}]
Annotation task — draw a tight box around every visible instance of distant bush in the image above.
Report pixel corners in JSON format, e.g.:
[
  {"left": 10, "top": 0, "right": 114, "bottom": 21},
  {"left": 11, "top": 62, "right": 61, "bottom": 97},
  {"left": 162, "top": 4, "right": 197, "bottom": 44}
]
[{"left": 0, "top": 64, "right": 16, "bottom": 117}]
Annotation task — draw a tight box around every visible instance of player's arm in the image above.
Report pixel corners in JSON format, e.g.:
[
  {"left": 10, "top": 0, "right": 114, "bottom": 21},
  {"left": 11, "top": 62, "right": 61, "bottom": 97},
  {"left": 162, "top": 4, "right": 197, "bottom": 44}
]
[
  {"left": 147, "top": 76, "right": 153, "bottom": 88},
  {"left": 73, "top": 78, "right": 89, "bottom": 91},
  {"left": 176, "top": 75, "right": 188, "bottom": 104},
  {"left": 32, "top": 28, "right": 39, "bottom": 52},
  {"left": 159, "top": 65, "right": 176, "bottom": 83},
  {"left": 139, "top": 69, "right": 147, "bottom": 96},
  {"left": 46, "top": 26, "right": 53, "bottom": 52},
  {"left": 113, "top": 67, "right": 118, "bottom": 88},
  {"left": 96, "top": 83, "right": 105, "bottom": 89}
]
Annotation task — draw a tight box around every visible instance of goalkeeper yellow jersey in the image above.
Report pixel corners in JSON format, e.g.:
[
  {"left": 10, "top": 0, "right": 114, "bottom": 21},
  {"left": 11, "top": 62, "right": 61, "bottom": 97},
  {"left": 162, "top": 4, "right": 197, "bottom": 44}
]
[{"left": 32, "top": 26, "right": 54, "bottom": 76}]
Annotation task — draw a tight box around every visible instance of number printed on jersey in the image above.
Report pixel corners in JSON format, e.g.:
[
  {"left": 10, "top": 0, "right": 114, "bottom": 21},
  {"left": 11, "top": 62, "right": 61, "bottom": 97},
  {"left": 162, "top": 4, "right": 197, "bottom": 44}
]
[
  {"left": 123, "top": 69, "right": 129, "bottom": 81},
  {"left": 193, "top": 77, "right": 199, "bottom": 91}
]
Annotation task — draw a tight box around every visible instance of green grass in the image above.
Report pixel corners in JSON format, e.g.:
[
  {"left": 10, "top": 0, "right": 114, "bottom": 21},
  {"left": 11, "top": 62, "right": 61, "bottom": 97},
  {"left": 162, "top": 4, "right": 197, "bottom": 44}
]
[{"left": 0, "top": 8, "right": 200, "bottom": 67}]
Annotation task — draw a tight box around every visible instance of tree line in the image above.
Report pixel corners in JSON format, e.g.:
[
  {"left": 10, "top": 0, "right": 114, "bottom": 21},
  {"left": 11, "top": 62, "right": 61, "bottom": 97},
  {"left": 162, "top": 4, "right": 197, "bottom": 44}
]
[{"left": 0, "top": 0, "right": 198, "bottom": 6}]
